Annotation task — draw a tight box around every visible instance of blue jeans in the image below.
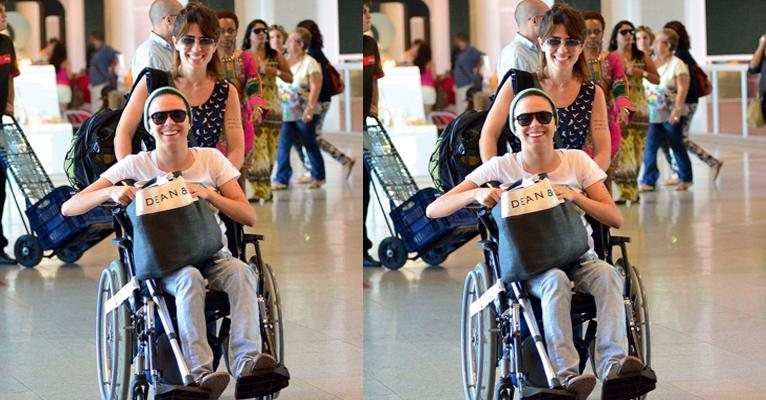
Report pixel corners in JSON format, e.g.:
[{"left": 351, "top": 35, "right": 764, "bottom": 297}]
[
  {"left": 641, "top": 120, "right": 693, "bottom": 186},
  {"left": 274, "top": 117, "right": 325, "bottom": 184},
  {"left": 526, "top": 253, "right": 628, "bottom": 383},
  {"left": 161, "top": 250, "right": 263, "bottom": 379}
]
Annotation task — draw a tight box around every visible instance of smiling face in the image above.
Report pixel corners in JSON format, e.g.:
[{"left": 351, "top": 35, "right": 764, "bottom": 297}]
[
  {"left": 217, "top": 17, "right": 237, "bottom": 53},
  {"left": 513, "top": 95, "right": 556, "bottom": 149},
  {"left": 174, "top": 23, "right": 217, "bottom": 69},
  {"left": 148, "top": 94, "right": 190, "bottom": 146},
  {"left": 540, "top": 24, "right": 583, "bottom": 72}
]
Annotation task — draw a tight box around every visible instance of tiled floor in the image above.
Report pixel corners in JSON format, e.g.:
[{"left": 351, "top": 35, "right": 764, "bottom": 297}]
[
  {"left": 364, "top": 135, "right": 766, "bottom": 400},
  {"left": 0, "top": 133, "right": 362, "bottom": 400}
]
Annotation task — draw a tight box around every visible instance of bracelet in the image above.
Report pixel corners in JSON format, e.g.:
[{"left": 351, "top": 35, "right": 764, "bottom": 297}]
[
  {"left": 642, "top": 70, "right": 649, "bottom": 78},
  {"left": 275, "top": 69, "right": 281, "bottom": 77}
]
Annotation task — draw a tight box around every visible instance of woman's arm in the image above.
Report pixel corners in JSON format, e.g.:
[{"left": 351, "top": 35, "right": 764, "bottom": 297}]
[
  {"left": 188, "top": 179, "right": 257, "bottom": 226},
  {"left": 303, "top": 71, "right": 322, "bottom": 121},
  {"left": 749, "top": 34, "right": 766, "bottom": 73},
  {"left": 61, "top": 178, "right": 137, "bottom": 216},
  {"left": 479, "top": 77, "right": 515, "bottom": 161},
  {"left": 669, "top": 73, "right": 690, "bottom": 124},
  {"left": 589, "top": 85, "right": 611, "bottom": 171},
  {"left": 426, "top": 179, "right": 504, "bottom": 219},
  {"left": 275, "top": 53, "right": 294, "bottom": 83},
  {"left": 554, "top": 181, "right": 623, "bottom": 229},
  {"left": 115, "top": 75, "right": 150, "bottom": 160},
  {"left": 642, "top": 54, "right": 660, "bottom": 84},
  {"left": 223, "top": 83, "right": 245, "bottom": 169}
]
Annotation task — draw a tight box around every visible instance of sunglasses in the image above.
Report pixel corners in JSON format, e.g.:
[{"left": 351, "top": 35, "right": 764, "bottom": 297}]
[
  {"left": 619, "top": 28, "right": 635, "bottom": 36},
  {"left": 515, "top": 111, "right": 554, "bottom": 126},
  {"left": 150, "top": 110, "right": 188, "bottom": 125},
  {"left": 544, "top": 37, "right": 582, "bottom": 49},
  {"left": 252, "top": 28, "right": 268, "bottom": 35},
  {"left": 179, "top": 36, "right": 216, "bottom": 48},
  {"left": 220, "top": 28, "right": 237, "bottom": 35}
]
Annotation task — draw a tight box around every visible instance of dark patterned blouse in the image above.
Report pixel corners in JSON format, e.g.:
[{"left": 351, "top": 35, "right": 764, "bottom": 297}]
[
  {"left": 556, "top": 81, "right": 595, "bottom": 151},
  {"left": 189, "top": 80, "right": 229, "bottom": 148}
]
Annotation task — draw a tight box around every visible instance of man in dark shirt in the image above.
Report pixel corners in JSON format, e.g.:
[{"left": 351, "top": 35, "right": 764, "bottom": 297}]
[
  {"left": 363, "top": 0, "right": 384, "bottom": 267},
  {"left": 87, "top": 31, "right": 118, "bottom": 112},
  {"left": 452, "top": 33, "right": 483, "bottom": 113},
  {"left": 0, "top": 0, "right": 19, "bottom": 264}
]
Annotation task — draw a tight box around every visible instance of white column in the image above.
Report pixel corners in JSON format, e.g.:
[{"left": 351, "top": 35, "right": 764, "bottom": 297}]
[
  {"left": 423, "top": 0, "right": 450, "bottom": 75},
  {"left": 61, "top": 0, "right": 86, "bottom": 73}
]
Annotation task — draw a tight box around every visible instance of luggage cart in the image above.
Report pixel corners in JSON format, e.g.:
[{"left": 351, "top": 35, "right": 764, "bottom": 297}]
[
  {"left": 0, "top": 115, "right": 113, "bottom": 267},
  {"left": 363, "top": 116, "right": 478, "bottom": 270}
]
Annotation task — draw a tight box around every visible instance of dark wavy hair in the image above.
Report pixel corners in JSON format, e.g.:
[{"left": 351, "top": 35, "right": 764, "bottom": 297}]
[
  {"left": 664, "top": 20, "right": 691, "bottom": 50},
  {"left": 49, "top": 41, "right": 67, "bottom": 73},
  {"left": 412, "top": 43, "right": 432, "bottom": 73},
  {"left": 172, "top": 2, "right": 223, "bottom": 79},
  {"left": 538, "top": 4, "right": 590, "bottom": 81},
  {"left": 296, "top": 19, "right": 323, "bottom": 49},
  {"left": 242, "top": 19, "right": 277, "bottom": 59},
  {"left": 607, "top": 20, "right": 644, "bottom": 61}
]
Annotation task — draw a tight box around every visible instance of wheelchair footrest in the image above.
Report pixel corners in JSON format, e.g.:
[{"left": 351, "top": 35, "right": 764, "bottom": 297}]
[
  {"left": 519, "top": 387, "right": 577, "bottom": 400},
  {"left": 600, "top": 368, "right": 657, "bottom": 400},
  {"left": 234, "top": 363, "right": 290, "bottom": 399},
  {"left": 154, "top": 383, "right": 210, "bottom": 400}
]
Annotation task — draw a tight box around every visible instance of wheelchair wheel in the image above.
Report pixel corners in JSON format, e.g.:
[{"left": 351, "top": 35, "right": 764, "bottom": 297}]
[
  {"left": 96, "top": 260, "right": 132, "bottom": 400},
  {"left": 622, "top": 260, "right": 651, "bottom": 367},
  {"left": 261, "top": 262, "right": 285, "bottom": 365},
  {"left": 460, "top": 262, "right": 497, "bottom": 400}
]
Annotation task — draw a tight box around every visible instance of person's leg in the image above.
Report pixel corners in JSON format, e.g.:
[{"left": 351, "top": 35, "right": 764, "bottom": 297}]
[
  {"left": 363, "top": 158, "right": 378, "bottom": 266},
  {"left": 664, "top": 120, "right": 693, "bottom": 184},
  {"left": 681, "top": 103, "right": 721, "bottom": 169},
  {"left": 613, "top": 125, "right": 643, "bottom": 202},
  {"left": 314, "top": 102, "right": 354, "bottom": 166},
  {"left": 526, "top": 268, "right": 580, "bottom": 384},
  {"left": 295, "top": 117, "right": 325, "bottom": 182},
  {"left": 248, "top": 124, "right": 273, "bottom": 200},
  {"left": 570, "top": 256, "right": 629, "bottom": 379},
  {"left": 639, "top": 123, "right": 662, "bottom": 188},
  {"left": 161, "top": 266, "right": 214, "bottom": 379},
  {"left": 455, "top": 85, "right": 469, "bottom": 114},
  {"left": 274, "top": 122, "right": 297, "bottom": 185}
]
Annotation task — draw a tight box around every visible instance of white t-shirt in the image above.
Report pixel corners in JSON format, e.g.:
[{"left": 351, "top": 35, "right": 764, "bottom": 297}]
[
  {"left": 465, "top": 149, "right": 607, "bottom": 253},
  {"left": 101, "top": 147, "right": 241, "bottom": 247},
  {"left": 277, "top": 54, "right": 322, "bottom": 121}
]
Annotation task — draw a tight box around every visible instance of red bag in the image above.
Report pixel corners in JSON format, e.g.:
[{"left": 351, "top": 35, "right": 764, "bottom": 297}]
[
  {"left": 326, "top": 64, "right": 345, "bottom": 96},
  {"left": 694, "top": 65, "right": 711, "bottom": 97}
]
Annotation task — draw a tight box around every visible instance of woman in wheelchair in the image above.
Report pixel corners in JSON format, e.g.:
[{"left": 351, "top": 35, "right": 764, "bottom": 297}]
[
  {"left": 62, "top": 87, "right": 285, "bottom": 399},
  {"left": 426, "top": 88, "right": 646, "bottom": 399}
]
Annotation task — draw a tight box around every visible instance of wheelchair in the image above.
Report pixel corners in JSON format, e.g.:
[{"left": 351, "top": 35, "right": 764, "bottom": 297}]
[
  {"left": 95, "top": 206, "right": 289, "bottom": 400},
  {"left": 460, "top": 209, "right": 656, "bottom": 400}
]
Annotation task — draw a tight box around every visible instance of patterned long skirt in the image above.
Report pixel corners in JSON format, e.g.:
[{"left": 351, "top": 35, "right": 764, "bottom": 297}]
[
  {"left": 613, "top": 123, "right": 647, "bottom": 202},
  {"left": 248, "top": 119, "right": 282, "bottom": 200}
]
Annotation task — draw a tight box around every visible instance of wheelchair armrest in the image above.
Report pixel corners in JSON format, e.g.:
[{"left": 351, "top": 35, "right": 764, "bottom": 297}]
[
  {"left": 609, "top": 235, "right": 631, "bottom": 245},
  {"left": 243, "top": 233, "right": 265, "bottom": 243}
]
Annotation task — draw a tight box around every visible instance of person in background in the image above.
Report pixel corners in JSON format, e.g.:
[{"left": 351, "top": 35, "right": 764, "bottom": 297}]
[
  {"left": 0, "top": 0, "right": 18, "bottom": 264},
  {"left": 242, "top": 19, "right": 293, "bottom": 202},
  {"left": 269, "top": 24, "right": 288, "bottom": 56},
  {"left": 635, "top": 26, "right": 654, "bottom": 57},
  {"left": 217, "top": 11, "right": 267, "bottom": 192},
  {"left": 34, "top": 38, "right": 59, "bottom": 65},
  {"left": 295, "top": 19, "right": 356, "bottom": 180},
  {"left": 132, "top": 0, "right": 183, "bottom": 74},
  {"left": 640, "top": 28, "right": 693, "bottom": 192},
  {"left": 363, "top": 0, "right": 383, "bottom": 267},
  {"left": 273, "top": 27, "right": 325, "bottom": 189},
  {"left": 413, "top": 42, "right": 436, "bottom": 113},
  {"left": 608, "top": 20, "right": 659, "bottom": 204},
  {"left": 496, "top": 0, "right": 550, "bottom": 78},
  {"left": 400, "top": 38, "right": 423, "bottom": 66},
  {"left": 87, "top": 31, "right": 119, "bottom": 112},
  {"left": 49, "top": 41, "right": 72, "bottom": 111},
  {"left": 664, "top": 20, "right": 723, "bottom": 181},
  {"left": 748, "top": 30, "right": 766, "bottom": 121},
  {"left": 452, "top": 32, "right": 483, "bottom": 113}
]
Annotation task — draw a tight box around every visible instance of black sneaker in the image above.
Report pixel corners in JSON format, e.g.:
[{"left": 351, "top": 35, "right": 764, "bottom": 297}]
[
  {"left": 0, "top": 251, "right": 16, "bottom": 265},
  {"left": 363, "top": 253, "right": 380, "bottom": 268},
  {"left": 235, "top": 353, "right": 289, "bottom": 399}
]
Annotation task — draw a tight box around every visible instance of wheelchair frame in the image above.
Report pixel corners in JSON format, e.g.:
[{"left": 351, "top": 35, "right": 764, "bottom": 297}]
[
  {"left": 460, "top": 210, "right": 654, "bottom": 400},
  {"left": 95, "top": 208, "right": 285, "bottom": 400}
]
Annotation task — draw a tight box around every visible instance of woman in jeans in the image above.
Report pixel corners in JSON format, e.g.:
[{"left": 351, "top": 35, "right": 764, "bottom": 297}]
[
  {"left": 273, "top": 27, "right": 325, "bottom": 189},
  {"left": 640, "top": 28, "right": 693, "bottom": 191}
]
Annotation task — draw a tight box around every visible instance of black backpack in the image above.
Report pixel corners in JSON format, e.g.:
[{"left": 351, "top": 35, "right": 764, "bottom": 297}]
[
  {"left": 64, "top": 68, "right": 170, "bottom": 191},
  {"left": 429, "top": 69, "right": 536, "bottom": 193}
]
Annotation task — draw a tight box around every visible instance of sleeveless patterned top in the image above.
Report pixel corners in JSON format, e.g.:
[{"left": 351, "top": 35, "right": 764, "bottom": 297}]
[
  {"left": 556, "top": 81, "right": 596, "bottom": 150},
  {"left": 190, "top": 80, "right": 229, "bottom": 148}
]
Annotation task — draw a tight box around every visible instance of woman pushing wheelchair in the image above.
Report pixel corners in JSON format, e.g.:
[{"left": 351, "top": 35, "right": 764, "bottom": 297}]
[
  {"left": 62, "top": 87, "right": 287, "bottom": 400},
  {"left": 426, "top": 88, "right": 649, "bottom": 399}
]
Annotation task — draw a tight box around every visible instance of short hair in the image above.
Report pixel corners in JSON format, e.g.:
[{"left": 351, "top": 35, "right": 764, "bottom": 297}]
[
  {"left": 660, "top": 28, "right": 679, "bottom": 52},
  {"left": 636, "top": 26, "right": 655, "bottom": 43},
  {"left": 514, "top": 0, "right": 548, "bottom": 26},
  {"left": 172, "top": 2, "right": 222, "bottom": 79},
  {"left": 297, "top": 19, "right": 323, "bottom": 49},
  {"left": 664, "top": 20, "right": 690, "bottom": 50},
  {"left": 90, "top": 31, "right": 105, "bottom": 42},
  {"left": 581, "top": 10, "right": 605, "bottom": 31},
  {"left": 270, "top": 24, "right": 288, "bottom": 43},
  {"left": 292, "top": 27, "right": 312, "bottom": 51},
  {"left": 538, "top": 4, "right": 590, "bottom": 81},
  {"left": 149, "top": 0, "right": 181, "bottom": 28},
  {"left": 216, "top": 10, "right": 239, "bottom": 29}
]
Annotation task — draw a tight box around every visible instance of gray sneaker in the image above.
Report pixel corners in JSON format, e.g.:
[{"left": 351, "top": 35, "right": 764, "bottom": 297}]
[
  {"left": 564, "top": 374, "right": 596, "bottom": 400},
  {"left": 197, "top": 371, "right": 230, "bottom": 400}
]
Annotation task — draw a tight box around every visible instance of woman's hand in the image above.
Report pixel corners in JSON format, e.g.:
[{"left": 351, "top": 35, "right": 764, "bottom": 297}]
[
  {"left": 669, "top": 107, "right": 682, "bottom": 124},
  {"left": 553, "top": 185, "right": 579, "bottom": 202},
  {"left": 473, "top": 188, "right": 504, "bottom": 208},
  {"left": 187, "top": 183, "right": 213, "bottom": 200},
  {"left": 110, "top": 186, "right": 138, "bottom": 206},
  {"left": 302, "top": 107, "right": 314, "bottom": 123},
  {"left": 618, "top": 107, "right": 630, "bottom": 125},
  {"left": 252, "top": 107, "right": 263, "bottom": 125}
]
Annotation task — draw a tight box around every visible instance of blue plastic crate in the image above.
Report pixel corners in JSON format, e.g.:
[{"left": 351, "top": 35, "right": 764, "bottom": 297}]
[
  {"left": 25, "top": 186, "right": 113, "bottom": 250},
  {"left": 391, "top": 188, "right": 477, "bottom": 253}
]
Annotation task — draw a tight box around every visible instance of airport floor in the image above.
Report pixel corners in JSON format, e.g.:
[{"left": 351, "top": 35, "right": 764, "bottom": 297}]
[
  {"left": 0, "top": 133, "right": 363, "bottom": 400},
  {"left": 364, "top": 135, "right": 766, "bottom": 400}
]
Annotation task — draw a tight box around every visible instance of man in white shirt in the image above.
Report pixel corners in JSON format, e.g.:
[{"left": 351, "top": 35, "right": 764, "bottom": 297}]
[
  {"left": 496, "top": 0, "right": 549, "bottom": 79},
  {"left": 131, "top": 0, "right": 182, "bottom": 75}
]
